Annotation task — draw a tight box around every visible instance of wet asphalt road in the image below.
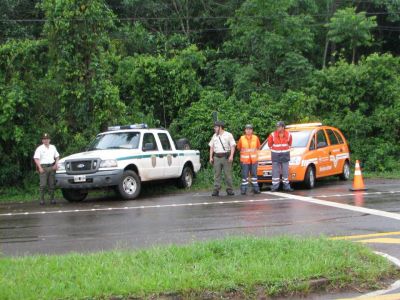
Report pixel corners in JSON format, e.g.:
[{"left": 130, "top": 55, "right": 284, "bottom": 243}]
[
  {"left": 1, "top": 179, "right": 399, "bottom": 259},
  {"left": 1, "top": 179, "right": 400, "bottom": 299}
]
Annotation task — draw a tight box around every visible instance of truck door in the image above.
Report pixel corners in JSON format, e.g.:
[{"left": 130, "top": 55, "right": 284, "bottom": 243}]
[
  {"left": 157, "top": 132, "right": 181, "bottom": 178},
  {"left": 141, "top": 133, "right": 166, "bottom": 180}
]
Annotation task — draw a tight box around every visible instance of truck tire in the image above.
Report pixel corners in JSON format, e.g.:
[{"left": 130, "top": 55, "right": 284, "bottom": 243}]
[
  {"left": 177, "top": 165, "right": 194, "bottom": 188},
  {"left": 339, "top": 161, "right": 350, "bottom": 181},
  {"left": 61, "top": 189, "right": 88, "bottom": 202},
  {"left": 304, "top": 165, "right": 316, "bottom": 189},
  {"left": 117, "top": 170, "right": 141, "bottom": 200},
  {"left": 175, "top": 138, "right": 190, "bottom": 150}
]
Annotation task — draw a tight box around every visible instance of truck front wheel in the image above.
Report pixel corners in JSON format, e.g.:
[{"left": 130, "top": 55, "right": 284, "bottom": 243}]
[
  {"left": 118, "top": 170, "right": 141, "bottom": 200},
  {"left": 61, "top": 189, "right": 88, "bottom": 202}
]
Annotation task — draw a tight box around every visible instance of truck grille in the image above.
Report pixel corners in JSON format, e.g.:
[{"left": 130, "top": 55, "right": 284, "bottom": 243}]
[{"left": 66, "top": 159, "right": 99, "bottom": 174}]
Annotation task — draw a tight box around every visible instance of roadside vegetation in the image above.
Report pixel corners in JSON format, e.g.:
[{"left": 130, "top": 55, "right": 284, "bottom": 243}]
[
  {"left": 1, "top": 237, "right": 398, "bottom": 300},
  {"left": 1, "top": 0, "right": 400, "bottom": 193}
]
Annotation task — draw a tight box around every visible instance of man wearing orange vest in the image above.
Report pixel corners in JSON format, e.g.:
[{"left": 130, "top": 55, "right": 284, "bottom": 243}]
[
  {"left": 267, "top": 121, "right": 294, "bottom": 192},
  {"left": 237, "top": 124, "right": 261, "bottom": 195}
]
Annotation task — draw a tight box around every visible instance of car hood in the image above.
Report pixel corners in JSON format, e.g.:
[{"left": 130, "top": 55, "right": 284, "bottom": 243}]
[
  {"left": 258, "top": 148, "right": 307, "bottom": 161},
  {"left": 59, "top": 149, "right": 141, "bottom": 162}
]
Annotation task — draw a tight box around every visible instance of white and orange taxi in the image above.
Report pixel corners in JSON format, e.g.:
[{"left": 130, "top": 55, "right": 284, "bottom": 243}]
[{"left": 257, "top": 123, "right": 351, "bottom": 189}]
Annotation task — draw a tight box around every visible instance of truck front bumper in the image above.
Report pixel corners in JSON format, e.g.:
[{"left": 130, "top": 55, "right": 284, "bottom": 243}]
[{"left": 55, "top": 169, "right": 123, "bottom": 189}]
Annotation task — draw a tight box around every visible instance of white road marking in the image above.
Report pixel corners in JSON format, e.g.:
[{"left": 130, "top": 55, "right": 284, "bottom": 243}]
[
  {"left": 0, "top": 197, "right": 283, "bottom": 217},
  {"left": 316, "top": 190, "right": 400, "bottom": 198},
  {"left": 356, "top": 251, "right": 400, "bottom": 298},
  {"left": 265, "top": 192, "right": 400, "bottom": 221}
]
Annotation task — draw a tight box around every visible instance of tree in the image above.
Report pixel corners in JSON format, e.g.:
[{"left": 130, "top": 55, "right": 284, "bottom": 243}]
[
  {"left": 115, "top": 45, "right": 204, "bottom": 128},
  {"left": 41, "top": 0, "right": 126, "bottom": 153},
  {"left": 326, "top": 7, "right": 377, "bottom": 64}
]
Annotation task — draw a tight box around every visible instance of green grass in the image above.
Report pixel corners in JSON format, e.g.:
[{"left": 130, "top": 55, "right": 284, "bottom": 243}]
[{"left": 0, "top": 237, "right": 397, "bottom": 300}]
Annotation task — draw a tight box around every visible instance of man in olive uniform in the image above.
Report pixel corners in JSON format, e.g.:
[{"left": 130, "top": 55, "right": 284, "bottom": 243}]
[
  {"left": 209, "top": 121, "right": 236, "bottom": 196},
  {"left": 33, "top": 133, "right": 60, "bottom": 205}
]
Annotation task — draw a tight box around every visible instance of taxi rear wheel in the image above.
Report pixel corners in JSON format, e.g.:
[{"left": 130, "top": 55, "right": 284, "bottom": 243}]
[
  {"left": 304, "top": 165, "right": 316, "bottom": 189},
  {"left": 339, "top": 161, "right": 350, "bottom": 181}
]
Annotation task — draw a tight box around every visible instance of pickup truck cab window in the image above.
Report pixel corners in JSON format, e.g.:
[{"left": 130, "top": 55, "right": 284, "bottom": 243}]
[
  {"left": 142, "top": 133, "right": 158, "bottom": 151},
  {"left": 158, "top": 133, "right": 172, "bottom": 151}
]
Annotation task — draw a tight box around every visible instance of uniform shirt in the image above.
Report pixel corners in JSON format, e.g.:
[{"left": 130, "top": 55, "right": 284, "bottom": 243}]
[
  {"left": 33, "top": 144, "right": 60, "bottom": 164},
  {"left": 209, "top": 131, "right": 236, "bottom": 153}
]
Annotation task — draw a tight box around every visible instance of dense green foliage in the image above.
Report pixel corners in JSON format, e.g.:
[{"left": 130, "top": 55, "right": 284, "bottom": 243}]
[{"left": 0, "top": 0, "right": 399, "bottom": 186}]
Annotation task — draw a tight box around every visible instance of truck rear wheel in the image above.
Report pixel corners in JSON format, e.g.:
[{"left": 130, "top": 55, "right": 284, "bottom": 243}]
[
  {"left": 118, "top": 170, "right": 141, "bottom": 200},
  {"left": 177, "top": 166, "right": 194, "bottom": 188},
  {"left": 61, "top": 189, "right": 88, "bottom": 202}
]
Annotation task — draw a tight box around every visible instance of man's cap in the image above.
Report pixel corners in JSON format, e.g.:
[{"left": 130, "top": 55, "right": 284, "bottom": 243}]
[
  {"left": 245, "top": 124, "right": 253, "bottom": 129},
  {"left": 214, "top": 121, "right": 225, "bottom": 127},
  {"left": 276, "top": 121, "right": 285, "bottom": 128},
  {"left": 42, "top": 133, "right": 50, "bottom": 139}
]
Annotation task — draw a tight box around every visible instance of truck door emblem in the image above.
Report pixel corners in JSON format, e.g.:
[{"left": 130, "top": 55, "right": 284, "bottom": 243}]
[
  {"left": 167, "top": 154, "right": 172, "bottom": 166},
  {"left": 151, "top": 155, "right": 157, "bottom": 168}
]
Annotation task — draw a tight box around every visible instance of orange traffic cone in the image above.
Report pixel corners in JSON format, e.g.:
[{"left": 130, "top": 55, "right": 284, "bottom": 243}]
[{"left": 350, "top": 160, "right": 368, "bottom": 191}]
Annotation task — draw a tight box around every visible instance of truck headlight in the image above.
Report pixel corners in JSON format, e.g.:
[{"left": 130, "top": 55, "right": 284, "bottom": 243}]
[
  {"left": 289, "top": 156, "right": 302, "bottom": 166},
  {"left": 100, "top": 159, "right": 118, "bottom": 168},
  {"left": 58, "top": 162, "right": 66, "bottom": 171}
]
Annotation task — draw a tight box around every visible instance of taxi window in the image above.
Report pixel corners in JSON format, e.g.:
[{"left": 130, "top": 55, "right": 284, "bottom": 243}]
[
  {"left": 158, "top": 133, "right": 172, "bottom": 151},
  {"left": 326, "top": 129, "right": 339, "bottom": 145},
  {"left": 261, "top": 130, "right": 311, "bottom": 150},
  {"left": 142, "top": 133, "right": 158, "bottom": 151},
  {"left": 334, "top": 130, "right": 344, "bottom": 144},
  {"left": 316, "top": 130, "right": 328, "bottom": 148},
  {"left": 309, "top": 135, "right": 316, "bottom": 150}
]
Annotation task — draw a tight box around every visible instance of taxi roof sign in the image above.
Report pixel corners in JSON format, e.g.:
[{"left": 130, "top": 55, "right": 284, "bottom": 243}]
[
  {"left": 107, "top": 124, "right": 148, "bottom": 131},
  {"left": 286, "top": 123, "right": 322, "bottom": 129}
]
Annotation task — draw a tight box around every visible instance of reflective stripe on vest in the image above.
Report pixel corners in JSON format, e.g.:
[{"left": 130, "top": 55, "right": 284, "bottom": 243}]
[
  {"left": 271, "top": 131, "right": 291, "bottom": 152},
  {"left": 239, "top": 135, "right": 258, "bottom": 163}
]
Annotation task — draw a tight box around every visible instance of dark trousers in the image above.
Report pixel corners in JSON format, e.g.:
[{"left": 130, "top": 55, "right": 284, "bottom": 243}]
[
  {"left": 241, "top": 163, "right": 259, "bottom": 193},
  {"left": 39, "top": 166, "right": 55, "bottom": 201},
  {"left": 272, "top": 161, "right": 291, "bottom": 190},
  {"left": 213, "top": 156, "right": 233, "bottom": 192}
]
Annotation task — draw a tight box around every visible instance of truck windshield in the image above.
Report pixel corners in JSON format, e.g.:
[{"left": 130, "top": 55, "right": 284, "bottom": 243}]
[
  {"left": 87, "top": 132, "right": 140, "bottom": 150},
  {"left": 261, "top": 130, "right": 311, "bottom": 150}
]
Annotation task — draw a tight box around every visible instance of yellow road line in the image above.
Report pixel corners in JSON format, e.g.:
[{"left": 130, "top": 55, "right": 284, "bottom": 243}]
[
  {"left": 330, "top": 232, "right": 400, "bottom": 241},
  {"left": 357, "top": 238, "right": 400, "bottom": 244},
  {"left": 337, "top": 293, "right": 400, "bottom": 300}
]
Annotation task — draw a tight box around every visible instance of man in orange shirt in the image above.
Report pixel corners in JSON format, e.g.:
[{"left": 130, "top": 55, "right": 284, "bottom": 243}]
[
  {"left": 267, "top": 121, "right": 294, "bottom": 192},
  {"left": 237, "top": 124, "right": 261, "bottom": 195}
]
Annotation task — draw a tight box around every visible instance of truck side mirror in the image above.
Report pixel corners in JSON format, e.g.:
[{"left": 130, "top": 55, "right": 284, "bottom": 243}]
[{"left": 143, "top": 143, "right": 154, "bottom": 151}]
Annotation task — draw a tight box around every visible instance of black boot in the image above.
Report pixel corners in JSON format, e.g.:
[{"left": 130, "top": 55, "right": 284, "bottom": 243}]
[
  {"left": 211, "top": 190, "right": 219, "bottom": 197},
  {"left": 39, "top": 190, "right": 45, "bottom": 205},
  {"left": 226, "top": 189, "right": 235, "bottom": 196}
]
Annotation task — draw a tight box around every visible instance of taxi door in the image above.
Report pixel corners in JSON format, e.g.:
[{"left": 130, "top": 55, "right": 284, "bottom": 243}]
[
  {"left": 315, "top": 129, "right": 333, "bottom": 177},
  {"left": 325, "top": 128, "right": 343, "bottom": 175}
]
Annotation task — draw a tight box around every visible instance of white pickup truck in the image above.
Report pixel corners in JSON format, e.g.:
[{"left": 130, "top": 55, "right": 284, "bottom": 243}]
[{"left": 56, "top": 124, "right": 201, "bottom": 202}]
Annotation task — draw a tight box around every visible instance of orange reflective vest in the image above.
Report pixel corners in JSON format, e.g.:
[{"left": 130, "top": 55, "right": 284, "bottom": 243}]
[
  {"left": 267, "top": 130, "right": 292, "bottom": 162},
  {"left": 237, "top": 135, "right": 260, "bottom": 164}
]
